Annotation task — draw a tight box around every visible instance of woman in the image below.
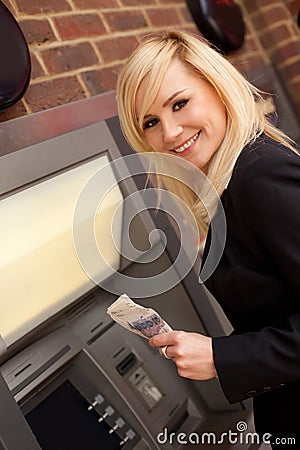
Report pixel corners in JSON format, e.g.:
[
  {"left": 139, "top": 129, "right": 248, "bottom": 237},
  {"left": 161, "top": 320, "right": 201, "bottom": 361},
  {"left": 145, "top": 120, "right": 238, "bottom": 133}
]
[{"left": 116, "top": 29, "right": 300, "bottom": 447}]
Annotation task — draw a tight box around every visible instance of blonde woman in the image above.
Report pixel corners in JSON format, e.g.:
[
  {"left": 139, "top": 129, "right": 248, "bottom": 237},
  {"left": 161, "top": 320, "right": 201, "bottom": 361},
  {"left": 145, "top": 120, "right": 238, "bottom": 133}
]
[{"left": 117, "top": 30, "right": 300, "bottom": 447}]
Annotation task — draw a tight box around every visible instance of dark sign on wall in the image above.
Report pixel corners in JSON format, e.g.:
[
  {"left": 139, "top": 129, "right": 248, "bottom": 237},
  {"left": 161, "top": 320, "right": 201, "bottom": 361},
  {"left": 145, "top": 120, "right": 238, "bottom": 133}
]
[{"left": 186, "top": 0, "right": 245, "bottom": 53}]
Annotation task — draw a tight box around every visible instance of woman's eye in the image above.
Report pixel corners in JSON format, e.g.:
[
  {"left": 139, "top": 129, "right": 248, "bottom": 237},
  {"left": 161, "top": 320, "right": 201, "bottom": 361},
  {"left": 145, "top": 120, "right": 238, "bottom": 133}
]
[
  {"left": 143, "top": 118, "right": 158, "bottom": 130},
  {"left": 173, "top": 99, "right": 188, "bottom": 111}
]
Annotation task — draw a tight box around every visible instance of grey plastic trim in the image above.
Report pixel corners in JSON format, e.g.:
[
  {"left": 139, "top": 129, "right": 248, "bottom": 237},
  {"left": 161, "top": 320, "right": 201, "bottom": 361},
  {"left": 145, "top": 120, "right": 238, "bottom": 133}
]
[{"left": 0, "top": 335, "right": 7, "bottom": 357}]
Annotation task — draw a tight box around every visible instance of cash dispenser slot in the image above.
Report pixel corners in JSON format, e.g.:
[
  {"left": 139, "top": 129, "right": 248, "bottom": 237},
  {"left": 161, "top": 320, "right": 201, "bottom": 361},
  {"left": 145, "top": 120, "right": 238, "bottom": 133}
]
[
  {"left": 166, "top": 403, "right": 189, "bottom": 434},
  {"left": 86, "top": 321, "right": 114, "bottom": 346},
  {"left": 117, "top": 353, "right": 137, "bottom": 376},
  {"left": 165, "top": 400, "right": 196, "bottom": 435},
  {"left": 10, "top": 345, "right": 71, "bottom": 397}
]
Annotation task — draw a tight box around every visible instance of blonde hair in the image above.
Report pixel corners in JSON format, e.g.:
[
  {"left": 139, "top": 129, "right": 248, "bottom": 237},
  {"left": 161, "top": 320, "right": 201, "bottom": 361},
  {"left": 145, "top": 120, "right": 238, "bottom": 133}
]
[{"left": 116, "top": 29, "right": 295, "bottom": 236}]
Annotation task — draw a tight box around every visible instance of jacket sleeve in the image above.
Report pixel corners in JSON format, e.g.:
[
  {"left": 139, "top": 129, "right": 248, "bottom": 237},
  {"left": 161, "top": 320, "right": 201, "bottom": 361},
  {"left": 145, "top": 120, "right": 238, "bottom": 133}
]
[{"left": 212, "top": 144, "right": 300, "bottom": 404}]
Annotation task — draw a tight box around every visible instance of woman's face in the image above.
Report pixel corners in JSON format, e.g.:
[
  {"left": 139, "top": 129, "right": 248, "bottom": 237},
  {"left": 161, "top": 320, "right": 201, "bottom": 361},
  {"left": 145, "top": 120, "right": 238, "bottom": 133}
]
[{"left": 135, "top": 58, "right": 227, "bottom": 173}]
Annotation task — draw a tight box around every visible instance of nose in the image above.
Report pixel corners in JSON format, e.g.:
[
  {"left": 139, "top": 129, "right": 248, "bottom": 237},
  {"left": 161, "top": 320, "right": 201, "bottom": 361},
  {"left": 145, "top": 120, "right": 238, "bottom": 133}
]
[{"left": 161, "top": 117, "right": 183, "bottom": 144}]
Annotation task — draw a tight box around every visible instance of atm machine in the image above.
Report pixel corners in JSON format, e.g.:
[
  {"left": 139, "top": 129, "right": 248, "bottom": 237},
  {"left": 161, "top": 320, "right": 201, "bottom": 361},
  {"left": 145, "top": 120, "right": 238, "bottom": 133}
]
[{"left": 0, "top": 92, "right": 259, "bottom": 450}]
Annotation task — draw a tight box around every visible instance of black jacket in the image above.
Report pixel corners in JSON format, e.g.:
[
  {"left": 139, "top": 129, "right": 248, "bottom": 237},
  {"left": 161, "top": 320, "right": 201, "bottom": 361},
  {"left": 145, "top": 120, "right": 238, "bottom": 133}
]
[{"left": 203, "top": 134, "right": 300, "bottom": 440}]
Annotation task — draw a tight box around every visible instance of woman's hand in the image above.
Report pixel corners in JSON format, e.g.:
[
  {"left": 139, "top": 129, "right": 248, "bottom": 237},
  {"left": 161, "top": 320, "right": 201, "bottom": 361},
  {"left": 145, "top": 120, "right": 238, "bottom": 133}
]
[{"left": 149, "top": 331, "right": 218, "bottom": 380}]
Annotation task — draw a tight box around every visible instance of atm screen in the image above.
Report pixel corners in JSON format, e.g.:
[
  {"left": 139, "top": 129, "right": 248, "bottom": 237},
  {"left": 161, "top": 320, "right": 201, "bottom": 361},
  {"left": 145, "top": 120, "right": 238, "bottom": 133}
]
[
  {"left": 25, "top": 381, "right": 122, "bottom": 450},
  {"left": 0, "top": 153, "right": 123, "bottom": 347}
]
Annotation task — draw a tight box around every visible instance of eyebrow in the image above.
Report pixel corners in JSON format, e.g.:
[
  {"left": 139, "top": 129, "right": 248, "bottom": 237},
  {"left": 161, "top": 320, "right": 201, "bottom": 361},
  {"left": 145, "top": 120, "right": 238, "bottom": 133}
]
[
  {"left": 142, "top": 89, "right": 188, "bottom": 120},
  {"left": 163, "top": 89, "right": 187, "bottom": 107}
]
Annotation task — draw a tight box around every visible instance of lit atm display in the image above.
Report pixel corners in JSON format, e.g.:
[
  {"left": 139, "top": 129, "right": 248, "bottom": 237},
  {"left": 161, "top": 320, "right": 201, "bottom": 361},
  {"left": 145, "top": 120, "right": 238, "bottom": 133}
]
[{"left": 0, "top": 154, "right": 123, "bottom": 346}]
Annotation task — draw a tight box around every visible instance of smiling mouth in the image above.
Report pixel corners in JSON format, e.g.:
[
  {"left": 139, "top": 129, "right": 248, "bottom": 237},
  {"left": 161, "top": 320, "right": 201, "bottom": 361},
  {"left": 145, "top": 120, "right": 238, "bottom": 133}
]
[{"left": 172, "top": 131, "right": 200, "bottom": 153}]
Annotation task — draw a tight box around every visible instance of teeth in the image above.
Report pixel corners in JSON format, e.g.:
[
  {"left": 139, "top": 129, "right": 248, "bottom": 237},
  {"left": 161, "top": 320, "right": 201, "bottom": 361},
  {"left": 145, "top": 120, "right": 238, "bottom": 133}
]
[{"left": 174, "top": 132, "right": 199, "bottom": 153}]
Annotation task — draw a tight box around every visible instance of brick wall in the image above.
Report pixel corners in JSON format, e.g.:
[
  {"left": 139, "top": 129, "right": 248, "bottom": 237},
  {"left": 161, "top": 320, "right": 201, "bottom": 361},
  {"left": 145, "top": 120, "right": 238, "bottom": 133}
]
[
  {"left": 242, "top": 0, "right": 300, "bottom": 118},
  {"left": 0, "top": 0, "right": 299, "bottom": 123}
]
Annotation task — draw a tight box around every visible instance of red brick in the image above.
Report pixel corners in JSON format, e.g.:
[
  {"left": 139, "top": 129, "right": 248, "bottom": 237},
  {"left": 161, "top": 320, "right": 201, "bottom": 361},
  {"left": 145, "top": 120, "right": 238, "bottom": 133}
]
[
  {"left": 291, "top": 78, "right": 300, "bottom": 91},
  {"left": 14, "top": 0, "right": 71, "bottom": 15},
  {"left": 72, "top": 0, "right": 119, "bottom": 6},
  {"left": 30, "top": 53, "right": 45, "bottom": 79},
  {"left": 104, "top": 11, "right": 147, "bottom": 32},
  {"left": 1, "top": 0, "right": 16, "bottom": 15},
  {"left": 287, "top": 75, "right": 300, "bottom": 91},
  {"left": 259, "top": 24, "right": 293, "bottom": 49},
  {"left": 251, "top": 5, "right": 290, "bottom": 30},
  {"left": 121, "top": 0, "right": 157, "bottom": 5},
  {"left": 0, "top": 100, "right": 27, "bottom": 124},
  {"left": 146, "top": 7, "right": 182, "bottom": 26},
  {"left": 19, "top": 19, "right": 56, "bottom": 46},
  {"left": 243, "top": 0, "right": 257, "bottom": 14},
  {"left": 278, "top": 58, "right": 300, "bottom": 80},
  {"left": 53, "top": 14, "right": 106, "bottom": 40},
  {"left": 96, "top": 36, "right": 138, "bottom": 63},
  {"left": 157, "top": 0, "right": 185, "bottom": 3},
  {"left": 81, "top": 65, "right": 122, "bottom": 95},
  {"left": 286, "top": 80, "right": 300, "bottom": 105},
  {"left": 287, "top": 0, "right": 300, "bottom": 17},
  {"left": 261, "top": 0, "right": 282, "bottom": 5},
  {"left": 263, "top": 5, "right": 291, "bottom": 23},
  {"left": 271, "top": 40, "right": 300, "bottom": 64},
  {"left": 180, "top": 5, "right": 195, "bottom": 23},
  {"left": 244, "top": 36, "right": 260, "bottom": 53},
  {"left": 24, "top": 77, "right": 85, "bottom": 112},
  {"left": 243, "top": 0, "right": 277, "bottom": 14},
  {"left": 41, "top": 43, "right": 98, "bottom": 75},
  {"left": 249, "top": 11, "right": 267, "bottom": 31}
]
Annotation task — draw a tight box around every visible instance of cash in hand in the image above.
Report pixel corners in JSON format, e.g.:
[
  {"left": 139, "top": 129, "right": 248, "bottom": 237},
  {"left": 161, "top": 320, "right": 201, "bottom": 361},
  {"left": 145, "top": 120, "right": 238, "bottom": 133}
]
[{"left": 107, "top": 294, "right": 172, "bottom": 339}]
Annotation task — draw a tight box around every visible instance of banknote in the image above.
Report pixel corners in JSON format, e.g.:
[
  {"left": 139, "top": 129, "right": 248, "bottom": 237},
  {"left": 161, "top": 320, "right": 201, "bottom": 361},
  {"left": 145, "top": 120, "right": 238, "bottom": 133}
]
[{"left": 107, "top": 294, "right": 172, "bottom": 339}]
